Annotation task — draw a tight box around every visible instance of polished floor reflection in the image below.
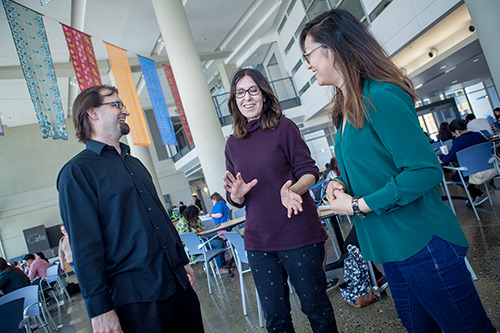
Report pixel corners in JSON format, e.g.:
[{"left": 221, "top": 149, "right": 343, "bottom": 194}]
[{"left": 45, "top": 183, "right": 500, "bottom": 332}]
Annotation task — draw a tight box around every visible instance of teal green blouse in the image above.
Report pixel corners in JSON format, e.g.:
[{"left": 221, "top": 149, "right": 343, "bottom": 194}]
[{"left": 335, "top": 79, "right": 468, "bottom": 263}]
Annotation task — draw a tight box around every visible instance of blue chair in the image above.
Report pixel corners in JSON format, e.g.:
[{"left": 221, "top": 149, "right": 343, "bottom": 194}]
[
  {"left": 233, "top": 209, "right": 246, "bottom": 219},
  {"left": 40, "top": 264, "right": 71, "bottom": 307},
  {"left": 0, "top": 298, "right": 24, "bottom": 332},
  {"left": 443, "top": 142, "right": 498, "bottom": 222},
  {"left": 221, "top": 231, "right": 263, "bottom": 327},
  {"left": 431, "top": 141, "right": 443, "bottom": 151},
  {"left": 202, "top": 217, "right": 216, "bottom": 230},
  {"left": 179, "top": 232, "right": 228, "bottom": 294},
  {"left": 0, "top": 285, "right": 57, "bottom": 333}
]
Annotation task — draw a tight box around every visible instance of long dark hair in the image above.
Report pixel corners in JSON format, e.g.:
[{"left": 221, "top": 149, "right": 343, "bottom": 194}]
[
  {"left": 299, "top": 9, "right": 418, "bottom": 129},
  {"left": 437, "top": 122, "right": 453, "bottom": 141},
  {"left": 73, "top": 85, "right": 118, "bottom": 143},
  {"left": 228, "top": 68, "right": 283, "bottom": 138},
  {"left": 182, "top": 205, "right": 200, "bottom": 225},
  {"left": 0, "top": 257, "right": 29, "bottom": 283},
  {"left": 210, "top": 192, "right": 226, "bottom": 203}
]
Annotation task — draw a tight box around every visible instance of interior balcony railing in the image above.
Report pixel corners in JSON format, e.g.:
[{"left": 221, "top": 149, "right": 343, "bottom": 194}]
[{"left": 212, "top": 76, "right": 301, "bottom": 126}]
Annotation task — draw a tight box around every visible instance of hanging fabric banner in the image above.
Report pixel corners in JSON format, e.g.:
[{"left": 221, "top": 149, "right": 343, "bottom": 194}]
[
  {"left": 137, "top": 56, "right": 178, "bottom": 146},
  {"left": 105, "top": 43, "right": 151, "bottom": 146},
  {"left": 61, "top": 24, "right": 101, "bottom": 91},
  {"left": 2, "top": 0, "right": 67, "bottom": 140},
  {"left": 163, "top": 65, "right": 193, "bottom": 146},
  {"left": 0, "top": 117, "right": 4, "bottom": 136}
]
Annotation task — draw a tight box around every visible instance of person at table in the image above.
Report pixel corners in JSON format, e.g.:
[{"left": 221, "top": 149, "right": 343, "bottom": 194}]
[
  {"left": 223, "top": 68, "right": 337, "bottom": 332},
  {"left": 465, "top": 113, "right": 493, "bottom": 137},
  {"left": 35, "top": 252, "right": 50, "bottom": 263},
  {"left": 300, "top": 8, "right": 494, "bottom": 332},
  {"left": 206, "top": 192, "right": 229, "bottom": 225},
  {"left": 437, "top": 121, "right": 453, "bottom": 142},
  {"left": 177, "top": 205, "right": 229, "bottom": 274},
  {"left": 23, "top": 253, "right": 51, "bottom": 281},
  {"left": 493, "top": 107, "right": 500, "bottom": 132},
  {"left": 439, "top": 119, "right": 488, "bottom": 206},
  {"left": 0, "top": 257, "right": 30, "bottom": 295}
]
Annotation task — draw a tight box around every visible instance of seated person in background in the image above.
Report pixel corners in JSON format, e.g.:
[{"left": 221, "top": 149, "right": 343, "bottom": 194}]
[
  {"left": 207, "top": 192, "right": 229, "bottom": 225},
  {"left": 424, "top": 131, "right": 434, "bottom": 143},
  {"left": 439, "top": 119, "right": 488, "bottom": 206},
  {"left": 177, "top": 205, "right": 229, "bottom": 274},
  {"left": 179, "top": 201, "right": 187, "bottom": 215},
  {"left": 437, "top": 122, "right": 453, "bottom": 142},
  {"left": 23, "top": 253, "right": 51, "bottom": 281},
  {"left": 493, "top": 107, "right": 500, "bottom": 132},
  {"left": 35, "top": 252, "right": 50, "bottom": 263},
  {"left": 465, "top": 113, "right": 493, "bottom": 137},
  {"left": 0, "top": 257, "right": 30, "bottom": 295}
]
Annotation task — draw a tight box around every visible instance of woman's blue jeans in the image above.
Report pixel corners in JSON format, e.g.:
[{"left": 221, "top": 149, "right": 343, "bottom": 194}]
[
  {"left": 383, "top": 236, "right": 495, "bottom": 332},
  {"left": 208, "top": 237, "right": 225, "bottom": 269},
  {"left": 248, "top": 242, "right": 337, "bottom": 333}
]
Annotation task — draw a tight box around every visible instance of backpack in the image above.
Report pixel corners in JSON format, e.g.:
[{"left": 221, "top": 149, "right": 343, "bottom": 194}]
[{"left": 339, "top": 244, "right": 375, "bottom": 308}]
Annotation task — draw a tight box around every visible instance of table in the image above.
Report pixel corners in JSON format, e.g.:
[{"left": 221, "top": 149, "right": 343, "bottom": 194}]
[{"left": 197, "top": 216, "right": 246, "bottom": 236}]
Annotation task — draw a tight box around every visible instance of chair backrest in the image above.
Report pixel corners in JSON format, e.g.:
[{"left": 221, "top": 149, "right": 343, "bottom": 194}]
[
  {"left": 45, "top": 264, "right": 59, "bottom": 283},
  {"left": 202, "top": 218, "right": 216, "bottom": 230},
  {"left": 442, "top": 139, "right": 453, "bottom": 151},
  {"left": 0, "top": 298, "right": 24, "bottom": 332},
  {"left": 479, "top": 130, "right": 492, "bottom": 138},
  {"left": 0, "top": 285, "right": 40, "bottom": 316},
  {"left": 233, "top": 209, "right": 246, "bottom": 219},
  {"left": 179, "top": 232, "right": 203, "bottom": 256},
  {"left": 221, "top": 232, "right": 248, "bottom": 264},
  {"left": 456, "top": 142, "right": 494, "bottom": 177},
  {"left": 431, "top": 141, "right": 443, "bottom": 150}
]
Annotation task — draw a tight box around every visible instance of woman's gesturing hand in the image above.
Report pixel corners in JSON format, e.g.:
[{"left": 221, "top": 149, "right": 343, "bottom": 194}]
[
  {"left": 280, "top": 180, "right": 304, "bottom": 218},
  {"left": 223, "top": 171, "right": 258, "bottom": 204}
]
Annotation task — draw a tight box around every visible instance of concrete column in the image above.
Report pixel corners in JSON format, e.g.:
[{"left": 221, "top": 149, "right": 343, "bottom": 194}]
[
  {"left": 151, "top": 0, "right": 227, "bottom": 197},
  {"left": 464, "top": 0, "right": 500, "bottom": 98},
  {"left": 218, "top": 62, "right": 238, "bottom": 92}
]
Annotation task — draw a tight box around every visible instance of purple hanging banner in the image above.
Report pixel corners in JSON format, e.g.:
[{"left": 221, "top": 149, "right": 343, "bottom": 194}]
[
  {"left": 138, "top": 55, "right": 178, "bottom": 146},
  {"left": 2, "top": 0, "right": 67, "bottom": 140},
  {"left": 0, "top": 117, "right": 4, "bottom": 136}
]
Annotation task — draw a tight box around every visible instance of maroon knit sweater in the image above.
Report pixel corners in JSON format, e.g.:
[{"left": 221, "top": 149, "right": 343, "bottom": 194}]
[{"left": 225, "top": 117, "right": 328, "bottom": 251}]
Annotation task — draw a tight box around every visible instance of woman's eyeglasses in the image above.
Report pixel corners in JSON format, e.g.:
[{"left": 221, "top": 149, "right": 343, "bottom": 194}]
[
  {"left": 235, "top": 86, "right": 260, "bottom": 99},
  {"left": 303, "top": 43, "right": 324, "bottom": 64},
  {"left": 101, "top": 101, "right": 126, "bottom": 110}
]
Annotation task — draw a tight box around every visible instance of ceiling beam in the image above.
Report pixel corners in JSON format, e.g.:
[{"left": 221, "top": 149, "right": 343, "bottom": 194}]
[{"left": 0, "top": 50, "right": 233, "bottom": 80}]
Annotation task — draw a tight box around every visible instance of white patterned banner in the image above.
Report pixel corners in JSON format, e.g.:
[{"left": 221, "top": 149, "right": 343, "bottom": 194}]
[{"left": 3, "top": 0, "right": 67, "bottom": 140}]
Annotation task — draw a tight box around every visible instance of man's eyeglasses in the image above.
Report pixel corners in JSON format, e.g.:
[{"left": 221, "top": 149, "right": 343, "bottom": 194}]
[
  {"left": 235, "top": 86, "right": 260, "bottom": 99},
  {"left": 101, "top": 101, "right": 126, "bottom": 110},
  {"left": 303, "top": 43, "right": 324, "bottom": 64}
]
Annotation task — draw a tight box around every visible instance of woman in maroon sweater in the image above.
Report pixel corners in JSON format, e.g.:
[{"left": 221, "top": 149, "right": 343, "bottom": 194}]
[{"left": 223, "top": 68, "right": 337, "bottom": 332}]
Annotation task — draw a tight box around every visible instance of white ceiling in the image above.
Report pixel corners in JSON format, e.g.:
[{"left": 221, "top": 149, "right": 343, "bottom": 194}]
[{"left": 0, "top": 0, "right": 284, "bottom": 128}]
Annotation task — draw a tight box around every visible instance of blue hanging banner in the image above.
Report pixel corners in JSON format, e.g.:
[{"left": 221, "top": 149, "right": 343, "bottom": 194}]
[
  {"left": 3, "top": 0, "right": 67, "bottom": 140},
  {"left": 137, "top": 55, "right": 178, "bottom": 146}
]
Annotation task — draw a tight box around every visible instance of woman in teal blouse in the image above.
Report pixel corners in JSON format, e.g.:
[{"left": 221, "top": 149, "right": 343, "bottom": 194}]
[{"left": 300, "top": 9, "right": 494, "bottom": 332}]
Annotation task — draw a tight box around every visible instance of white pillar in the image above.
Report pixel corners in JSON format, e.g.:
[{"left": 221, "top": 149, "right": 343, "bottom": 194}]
[
  {"left": 68, "top": 0, "right": 87, "bottom": 114},
  {"left": 464, "top": 0, "right": 500, "bottom": 98},
  {"left": 151, "top": 0, "right": 227, "bottom": 197}
]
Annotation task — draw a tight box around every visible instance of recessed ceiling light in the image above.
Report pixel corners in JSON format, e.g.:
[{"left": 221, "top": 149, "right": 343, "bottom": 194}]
[
  {"left": 473, "top": 58, "right": 479, "bottom": 62},
  {"left": 451, "top": 80, "right": 458, "bottom": 84},
  {"left": 440, "top": 65, "right": 447, "bottom": 69}
]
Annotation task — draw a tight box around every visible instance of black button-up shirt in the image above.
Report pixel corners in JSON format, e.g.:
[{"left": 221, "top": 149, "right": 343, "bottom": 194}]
[{"left": 57, "top": 140, "right": 189, "bottom": 318}]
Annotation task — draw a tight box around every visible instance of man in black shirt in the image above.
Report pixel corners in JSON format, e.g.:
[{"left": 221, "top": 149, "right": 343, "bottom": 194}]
[{"left": 57, "top": 85, "right": 203, "bottom": 332}]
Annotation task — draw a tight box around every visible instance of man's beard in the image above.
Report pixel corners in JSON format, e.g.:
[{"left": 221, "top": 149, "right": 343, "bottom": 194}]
[{"left": 120, "top": 122, "right": 130, "bottom": 135}]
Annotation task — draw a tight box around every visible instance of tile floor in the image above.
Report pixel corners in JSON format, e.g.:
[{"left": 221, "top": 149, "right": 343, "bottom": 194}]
[{"left": 43, "top": 183, "right": 500, "bottom": 332}]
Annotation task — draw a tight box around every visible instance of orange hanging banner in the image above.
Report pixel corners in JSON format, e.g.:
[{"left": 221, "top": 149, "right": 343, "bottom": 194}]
[{"left": 105, "top": 43, "right": 151, "bottom": 146}]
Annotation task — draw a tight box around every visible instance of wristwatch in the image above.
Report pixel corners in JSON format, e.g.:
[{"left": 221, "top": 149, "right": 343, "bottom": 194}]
[{"left": 352, "top": 196, "right": 366, "bottom": 219}]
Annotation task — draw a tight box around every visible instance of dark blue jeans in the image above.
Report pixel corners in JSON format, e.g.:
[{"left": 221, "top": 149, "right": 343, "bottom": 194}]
[
  {"left": 383, "top": 236, "right": 495, "bottom": 332},
  {"left": 248, "top": 242, "right": 337, "bottom": 333},
  {"left": 208, "top": 237, "right": 225, "bottom": 269}
]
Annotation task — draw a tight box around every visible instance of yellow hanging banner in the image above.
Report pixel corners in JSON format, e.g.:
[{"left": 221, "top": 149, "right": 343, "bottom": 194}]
[{"left": 105, "top": 43, "right": 151, "bottom": 146}]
